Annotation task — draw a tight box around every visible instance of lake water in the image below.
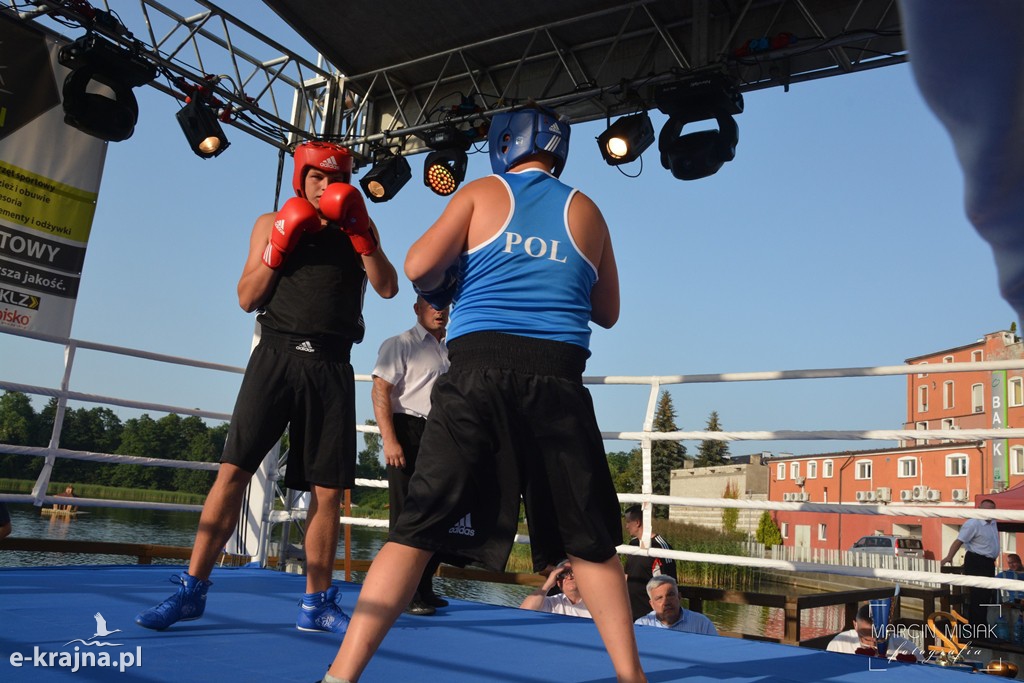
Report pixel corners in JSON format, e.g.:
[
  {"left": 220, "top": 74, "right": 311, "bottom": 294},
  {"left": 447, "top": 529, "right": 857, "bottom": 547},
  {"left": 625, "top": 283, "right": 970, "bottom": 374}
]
[{"left": 0, "top": 503, "right": 847, "bottom": 640}]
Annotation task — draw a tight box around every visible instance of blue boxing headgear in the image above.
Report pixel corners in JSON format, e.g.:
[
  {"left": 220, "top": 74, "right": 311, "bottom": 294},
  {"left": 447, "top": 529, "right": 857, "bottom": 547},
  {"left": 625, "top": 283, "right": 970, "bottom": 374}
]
[{"left": 488, "top": 106, "right": 571, "bottom": 176}]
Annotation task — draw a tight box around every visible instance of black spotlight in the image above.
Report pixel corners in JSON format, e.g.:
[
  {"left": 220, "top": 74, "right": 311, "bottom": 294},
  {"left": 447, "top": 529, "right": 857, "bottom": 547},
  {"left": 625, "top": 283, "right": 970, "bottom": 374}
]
[
  {"left": 653, "top": 72, "right": 743, "bottom": 180},
  {"left": 658, "top": 113, "right": 738, "bottom": 181},
  {"left": 176, "top": 94, "right": 230, "bottom": 159},
  {"left": 421, "top": 127, "right": 470, "bottom": 196},
  {"left": 58, "top": 33, "right": 157, "bottom": 142},
  {"left": 596, "top": 112, "right": 655, "bottom": 166},
  {"left": 359, "top": 152, "right": 412, "bottom": 203}
]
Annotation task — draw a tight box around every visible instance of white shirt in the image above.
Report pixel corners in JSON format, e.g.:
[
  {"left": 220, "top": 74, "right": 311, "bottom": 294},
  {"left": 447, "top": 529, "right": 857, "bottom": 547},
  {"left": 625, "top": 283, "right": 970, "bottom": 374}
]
[
  {"left": 537, "top": 594, "right": 591, "bottom": 618},
  {"left": 958, "top": 518, "right": 1000, "bottom": 559},
  {"left": 826, "top": 630, "right": 921, "bottom": 661},
  {"left": 372, "top": 323, "right": 449, "bottom": 418},
  {"left": 634, "top": 609, "right": 718, "bottom": 635}
]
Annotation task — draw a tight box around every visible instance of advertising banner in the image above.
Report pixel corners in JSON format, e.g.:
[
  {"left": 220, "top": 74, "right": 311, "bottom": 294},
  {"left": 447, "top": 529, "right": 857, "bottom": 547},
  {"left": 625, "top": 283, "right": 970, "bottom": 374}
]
[
  {"left": 992, "top": 369, "right": 1008, "bottom": 486},
  {"left": 0, "top": 13, "right": 107, "bottom": 337}
]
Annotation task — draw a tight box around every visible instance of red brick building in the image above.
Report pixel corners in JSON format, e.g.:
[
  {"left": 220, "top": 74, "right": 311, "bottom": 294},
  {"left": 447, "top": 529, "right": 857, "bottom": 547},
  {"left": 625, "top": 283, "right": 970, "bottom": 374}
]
[{"left": 770, "top": 330, "right": 1024, "bottom": 561}]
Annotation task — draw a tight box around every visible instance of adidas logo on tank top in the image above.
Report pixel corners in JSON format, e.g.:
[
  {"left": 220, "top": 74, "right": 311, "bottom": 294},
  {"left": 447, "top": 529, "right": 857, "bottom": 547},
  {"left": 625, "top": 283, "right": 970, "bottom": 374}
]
[{"left": 448, "top": 513, "right": 476, "bottom": 537}]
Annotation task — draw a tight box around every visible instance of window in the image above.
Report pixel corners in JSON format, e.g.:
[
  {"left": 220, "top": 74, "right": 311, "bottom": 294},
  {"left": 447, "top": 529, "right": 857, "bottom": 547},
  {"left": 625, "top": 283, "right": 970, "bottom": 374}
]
[
  {"left": 1012, "top": 446, "right": 1024, "bottom": 476},
  {"left": 944, "top": 381, "right": 955, "bottom": 409},
  {"left": 946, "top": 454, "right": 968, "bottom": 477},
  {"left": 818, "top": 523, "right": 827, "bottom": 541},
  {"left": 807, "top": 461, "right": 818, "bottom": 479},
  {"left": 777, "top": 463, "right": 785, "bottom": 480},
  {"left": 822, "top": 460, "right": 834, "bottom": 479},
  {"left": 855, "top": 460, "right": 872, "bottom": 480},
  {"left": 917, "top": 362, "right": 929, "bottom": 378},
  {"left": 781, "top": 522, "right": 789, "bottom": 539},
  {"left": 943, "top": 355, "right": 955, "bottom": 363},
  {"left": 941, "top": 418, "right": 955, "bottom": 442},
  {"left": 790, "top": 462, "right": 800, "bottom": 479},
  {"left": 898, "top": 457, "right": 918, "bottom": 478},
  {"left": 915, "top": 421, "right": 928, "bottom": 445},
  {"left": 972, "top": 383, "right": 984, "bottom": 413},
  {"left": 972, "top": 350, "right": 984, "bottom": 362},
  {"left": 917, "top": 386, "right": 928, "bottom": 413},
  {"left": 1011, "top": 377, "right": 1023, "bottom": 407}
]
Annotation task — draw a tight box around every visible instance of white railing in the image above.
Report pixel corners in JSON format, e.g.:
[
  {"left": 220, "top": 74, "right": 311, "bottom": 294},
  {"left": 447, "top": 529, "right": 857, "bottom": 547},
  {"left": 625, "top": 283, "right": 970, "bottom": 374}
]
[{"left": 4, "top": 327, "right": 1024, "bottom": 593}]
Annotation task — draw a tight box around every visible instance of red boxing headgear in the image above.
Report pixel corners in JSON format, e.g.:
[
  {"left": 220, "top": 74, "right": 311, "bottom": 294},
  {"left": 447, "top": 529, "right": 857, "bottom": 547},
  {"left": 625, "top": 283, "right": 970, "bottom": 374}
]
[{"left": 292, "top": 141, "right": 354, "bottom": 197}]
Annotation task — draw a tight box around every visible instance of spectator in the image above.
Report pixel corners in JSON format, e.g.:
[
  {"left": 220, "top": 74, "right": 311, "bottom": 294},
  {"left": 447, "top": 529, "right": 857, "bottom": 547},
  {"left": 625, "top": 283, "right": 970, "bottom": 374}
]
[
  {"left": 633, "top": 575, "right": 717, "bottom": 635},
  {"left": 0, "top": 502, "right": 11, "bottom": 540},
  {"left": 827, "top": 604, "right": 921, "bottom": 661},
  {"left": 520, "top": 560, "right": 591, "bottom": 618},
  {"left": 623, "top": 505, "right": 677, "bottom": 620},
  {"left": 997, "top": 553, "right": 1024, "bottom": 607},
  {"left": 942, "top": 500, "right": 999, "bottom": 628}
]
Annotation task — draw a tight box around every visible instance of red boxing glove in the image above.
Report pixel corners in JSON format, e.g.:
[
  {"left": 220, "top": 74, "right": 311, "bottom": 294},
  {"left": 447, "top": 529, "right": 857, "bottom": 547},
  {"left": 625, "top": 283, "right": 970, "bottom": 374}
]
[
  {"left": 319, "top": 183, "right": 378, "bottom": 255},
  {"left": 262, "top": 197, "right": 320, "bottom": 269}
]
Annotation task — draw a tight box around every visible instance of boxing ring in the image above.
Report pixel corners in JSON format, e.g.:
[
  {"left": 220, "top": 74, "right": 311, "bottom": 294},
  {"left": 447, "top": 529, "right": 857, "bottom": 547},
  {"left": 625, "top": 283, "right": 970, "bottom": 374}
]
[{"left": 0, "top": 564, "right": 980, "bottom": 682}]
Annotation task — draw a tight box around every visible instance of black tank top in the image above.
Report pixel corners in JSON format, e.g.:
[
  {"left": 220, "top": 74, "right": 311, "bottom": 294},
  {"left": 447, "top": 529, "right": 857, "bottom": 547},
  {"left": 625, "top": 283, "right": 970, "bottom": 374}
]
[{"left": 257, "top": 224, "right": 367, "bottom": 346}]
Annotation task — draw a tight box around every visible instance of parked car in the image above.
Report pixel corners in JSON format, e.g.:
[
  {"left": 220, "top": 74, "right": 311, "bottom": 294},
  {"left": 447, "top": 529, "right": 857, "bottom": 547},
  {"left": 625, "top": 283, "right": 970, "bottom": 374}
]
[{"left": 849, "top": 535, "right": 924, "bottom": 557}]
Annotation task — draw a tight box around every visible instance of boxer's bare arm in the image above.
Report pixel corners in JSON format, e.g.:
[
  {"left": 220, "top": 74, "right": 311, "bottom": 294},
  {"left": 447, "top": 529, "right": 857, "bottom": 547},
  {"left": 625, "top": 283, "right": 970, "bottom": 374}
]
[
  {"left": 568, "top": 192, "right": 620, "bottom": 328},
  {"left": 237, "top": 212, "right": 279, "bottom": 312}
]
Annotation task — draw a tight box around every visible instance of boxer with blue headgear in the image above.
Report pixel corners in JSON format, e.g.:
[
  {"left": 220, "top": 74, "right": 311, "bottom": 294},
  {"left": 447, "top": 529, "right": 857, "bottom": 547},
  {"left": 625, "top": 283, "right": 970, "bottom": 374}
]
[{"left": 488, "top": 105, "right": 571, "bottom": 176}]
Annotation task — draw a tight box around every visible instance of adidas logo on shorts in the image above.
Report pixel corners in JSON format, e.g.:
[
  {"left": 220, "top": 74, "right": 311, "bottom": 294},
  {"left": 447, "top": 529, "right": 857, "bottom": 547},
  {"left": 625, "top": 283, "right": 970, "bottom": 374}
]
[
  {"left": 448, "top": 513, "right": 476, "bottom": 537},
  {"left": 295, "top": 340, "right": 316, "bottom": 353},
  {"left": 320, "top": 156, "right": 340, "bottom": 171}
]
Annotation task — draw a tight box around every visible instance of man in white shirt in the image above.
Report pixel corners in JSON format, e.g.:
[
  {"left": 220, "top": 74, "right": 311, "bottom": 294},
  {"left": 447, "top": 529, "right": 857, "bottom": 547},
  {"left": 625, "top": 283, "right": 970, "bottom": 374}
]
[
  {"left": 942, "top": 499, "right": 1000, "bottom": 628},
  {"left": 827, "top": 604, "right": 921, "bottom": 661},
  {"left": 634, "top": 575, "right": 717, "bottom": 635},
  {"left": 520, "top": 560, "right": 591, "bottom": 618},
  {"left": 372, "top": 296, "right": 450, "bottom": 615}
]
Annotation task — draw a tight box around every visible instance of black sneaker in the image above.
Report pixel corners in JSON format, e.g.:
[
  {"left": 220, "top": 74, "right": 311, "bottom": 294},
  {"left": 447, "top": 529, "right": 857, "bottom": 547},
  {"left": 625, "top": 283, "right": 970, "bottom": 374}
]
[
  {"left": 404, "top": 599, "right": 436, "bottom": 616},
  {"left": 422, "top": 593, "right": 449, "bottom": 608}
]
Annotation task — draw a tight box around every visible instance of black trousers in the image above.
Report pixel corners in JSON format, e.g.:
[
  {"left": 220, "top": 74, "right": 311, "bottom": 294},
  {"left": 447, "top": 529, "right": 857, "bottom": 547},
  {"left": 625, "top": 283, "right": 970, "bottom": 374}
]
[
  {"left": 387, "top": 413, "right": 442, "bottom": 598},
  {"left": 963, "top": 550, "right": 997, "bottom": 628}
]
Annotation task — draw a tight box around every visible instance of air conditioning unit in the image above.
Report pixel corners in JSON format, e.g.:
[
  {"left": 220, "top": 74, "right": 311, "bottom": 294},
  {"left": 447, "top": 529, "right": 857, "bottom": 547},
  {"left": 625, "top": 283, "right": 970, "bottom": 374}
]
[
  {"left": 857, "top": 491, "right": 875, "bottom": 502},
  {"left": 900, "top": 489, "right": 914, "bottom": 502},
  {"left": 926, "top": 489, "right": 942, "bottom": 502},
  {"left": 795, "top": 477, "right": 806, "bottom": 486},
  {"left": 799, "top": 492, "right": 811, "bottom": 502},
  {"left": 876, "top": 487, "right": 892, "bottom": 502},
  {"left": 783, "top": 492, "right": 793, "bottom": 502},
  {"left": 855, "top": 491, "right": 867, "bottom": 502},
  {"left": 952, "top": 488, "right": 968, "bottom": 502},
  {"left": 912, "top": 485, "right": 928, "bottom": 501}
]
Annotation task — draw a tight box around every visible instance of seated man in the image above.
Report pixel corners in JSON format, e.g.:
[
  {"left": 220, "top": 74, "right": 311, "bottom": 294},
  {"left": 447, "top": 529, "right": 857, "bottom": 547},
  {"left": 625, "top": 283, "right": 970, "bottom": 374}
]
[
  {"left": 997, "top": 553, "right": 1024, "bottom": 608},
  {"left": 634, "top": 575, "right": 717, "bottom": 635},
  {"left": 520, "top": 560, "right": 590, "bottom": 618},
  {"left": 827, "top": 604, "right": 921, "bottom": 661}
]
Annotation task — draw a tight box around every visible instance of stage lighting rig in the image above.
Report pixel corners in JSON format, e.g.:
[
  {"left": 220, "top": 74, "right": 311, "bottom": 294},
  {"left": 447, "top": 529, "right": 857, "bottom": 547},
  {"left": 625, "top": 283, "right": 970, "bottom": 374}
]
[
  {"left": 176, "top": 91, "right": 230, "bottom": 159},
  {"left": 654, "top": 72, "right": 743, "bottom": 181},
  {"left": 421, "top": 126, "right": 471, "bottom": 197},
  {"left": 58, "top": 32, "right": 157, "bottom": 142},
  {"left": 596, "top": 111, "right": 655, "bottom": 166},
  {"left": 359, "top": 149, "right": 412, "bottom": 203}
]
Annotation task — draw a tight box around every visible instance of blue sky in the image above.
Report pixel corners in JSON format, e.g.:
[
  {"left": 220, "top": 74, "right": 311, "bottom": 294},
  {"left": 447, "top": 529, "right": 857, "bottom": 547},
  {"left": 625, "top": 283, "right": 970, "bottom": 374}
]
[{"left": 0, "top": 2, "right": 1014, "bottom": 460}]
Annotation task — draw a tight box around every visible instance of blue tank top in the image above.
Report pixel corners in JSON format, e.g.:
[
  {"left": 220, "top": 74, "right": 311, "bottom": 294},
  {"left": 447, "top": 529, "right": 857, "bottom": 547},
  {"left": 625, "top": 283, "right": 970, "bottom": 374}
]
[{"left": 446, "top": 169, "right": 598, "bottom": 351}]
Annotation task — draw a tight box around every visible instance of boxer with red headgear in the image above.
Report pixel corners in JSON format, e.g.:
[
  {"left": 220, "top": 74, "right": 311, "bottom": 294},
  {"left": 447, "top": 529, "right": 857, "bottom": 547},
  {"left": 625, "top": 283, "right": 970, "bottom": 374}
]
[{"left": 135, "top": 142, "right": 398, "bottom": 635}]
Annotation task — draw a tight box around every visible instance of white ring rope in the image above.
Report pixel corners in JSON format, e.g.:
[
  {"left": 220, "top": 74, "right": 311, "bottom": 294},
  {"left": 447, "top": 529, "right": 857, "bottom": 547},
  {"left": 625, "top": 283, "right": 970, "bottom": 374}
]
[
  {"left": 617, "top": 544, "right": 1024, "bottom": 592},
  {"left": 0, "top": 444, "right": 220, "bottom": 470},
  {"left": 590, "top": 358, "right": 1024, "bottom": 385},
  {"left": 611, "top": 429, "right": 1024, "bottom": 442},
  {"left": 0, "top": 380, "right": 233, "bottom": 422},
  {"left": 618, "top": 493, "right": 1024, "bottom": 521},
  {"left": 0, "top": 493, "right": 203, "bottom": 513}
]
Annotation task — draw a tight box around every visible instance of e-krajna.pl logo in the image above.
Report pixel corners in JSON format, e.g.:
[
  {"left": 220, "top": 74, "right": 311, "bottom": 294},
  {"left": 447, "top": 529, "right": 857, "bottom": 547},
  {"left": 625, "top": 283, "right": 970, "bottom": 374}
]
[{"left": 7, "top": 612, "right": 142, "bottom": 673}]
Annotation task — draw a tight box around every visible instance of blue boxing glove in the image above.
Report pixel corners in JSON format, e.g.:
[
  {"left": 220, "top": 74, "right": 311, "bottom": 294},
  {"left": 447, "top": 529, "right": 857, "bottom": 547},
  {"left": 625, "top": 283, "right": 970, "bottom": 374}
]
[{"left": 413, "top": 265, "right": 458, "bottom": 310}]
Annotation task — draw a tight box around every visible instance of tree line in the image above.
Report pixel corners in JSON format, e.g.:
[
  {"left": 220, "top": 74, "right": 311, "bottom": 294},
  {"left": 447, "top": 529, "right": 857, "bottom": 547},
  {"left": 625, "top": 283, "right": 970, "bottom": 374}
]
[{"left": 0, "top": 389, "right": 729, "bottom": 506}]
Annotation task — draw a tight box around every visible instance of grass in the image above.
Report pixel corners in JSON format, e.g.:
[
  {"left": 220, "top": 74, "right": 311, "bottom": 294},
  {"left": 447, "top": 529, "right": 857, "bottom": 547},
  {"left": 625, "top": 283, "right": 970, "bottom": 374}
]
[{"left": 0, "top": 478, "right": 207, "bottom": 506}]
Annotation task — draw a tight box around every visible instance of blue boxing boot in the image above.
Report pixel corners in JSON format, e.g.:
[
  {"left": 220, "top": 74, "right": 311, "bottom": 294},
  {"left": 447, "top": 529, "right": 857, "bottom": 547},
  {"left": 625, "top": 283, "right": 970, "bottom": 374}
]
[
  {"left": 296, "top": 586, "right": 350, "bottom": 634},
  {"left": 135, "top": 571, "right": 212, "bottom": 630}
]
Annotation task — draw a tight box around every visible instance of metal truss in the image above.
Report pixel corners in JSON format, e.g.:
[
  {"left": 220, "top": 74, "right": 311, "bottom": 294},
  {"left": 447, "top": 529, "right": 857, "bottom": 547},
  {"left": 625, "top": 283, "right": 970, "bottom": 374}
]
[
  {"left": 3, "top": 0, "right": 352, "bottom": 151},
  {"left": 4, "top": 0, "right": 906, "bottom": 159},
  {"left": 339, "top": 0, "right": 906, "bottom": 155}
]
